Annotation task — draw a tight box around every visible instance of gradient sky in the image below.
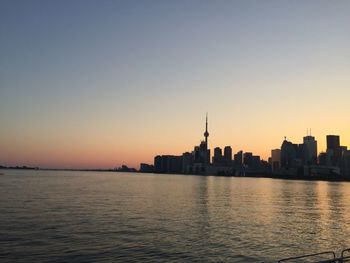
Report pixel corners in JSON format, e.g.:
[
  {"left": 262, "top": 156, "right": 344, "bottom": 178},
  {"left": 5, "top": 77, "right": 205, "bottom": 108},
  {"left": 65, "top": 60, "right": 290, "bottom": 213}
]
[{"left": 1, "top": 0, "right": 350, "bottom": 169}]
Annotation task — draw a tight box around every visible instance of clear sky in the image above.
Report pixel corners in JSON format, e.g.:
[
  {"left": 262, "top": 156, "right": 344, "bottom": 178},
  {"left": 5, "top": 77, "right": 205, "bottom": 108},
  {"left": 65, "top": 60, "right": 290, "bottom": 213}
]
[{"left": 1, "top": 0, "right": 350, "bottom": 169}]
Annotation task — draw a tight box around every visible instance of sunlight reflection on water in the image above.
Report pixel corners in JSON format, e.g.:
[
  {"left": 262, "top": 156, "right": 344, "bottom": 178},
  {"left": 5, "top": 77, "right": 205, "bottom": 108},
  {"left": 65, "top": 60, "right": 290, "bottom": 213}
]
[{"left": 0, "top": 170, "right": 349, "bottom": 262}]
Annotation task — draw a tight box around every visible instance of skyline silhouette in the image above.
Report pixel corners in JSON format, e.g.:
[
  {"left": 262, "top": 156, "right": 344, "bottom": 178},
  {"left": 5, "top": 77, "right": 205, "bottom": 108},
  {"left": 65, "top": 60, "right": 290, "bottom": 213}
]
[
  {"left": 142, "top": 115, "right": 350, "bottom": 179},
  {"left": 2, "top": 113, "right": 350, "bottom": 178},
  {"left": 1, "top": 112, "right": 350, "bottom": 169}
]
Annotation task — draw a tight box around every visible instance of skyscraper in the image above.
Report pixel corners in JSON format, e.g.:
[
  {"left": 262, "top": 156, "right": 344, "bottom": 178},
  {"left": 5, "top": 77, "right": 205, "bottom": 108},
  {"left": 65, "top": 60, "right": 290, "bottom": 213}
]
[
  {"left": 327, "top": 135, "right": 340, "bottom": 151},
  {"left": 303, "top": 134, "right": 317, "bottom": 165},
  {"left": 327, "top": 135, "right": 341, "bottom": 166},
  {"left": 224, "top": 146, "right": 232, "bottom": 165},
  {"left": 271, "top": 149, "right": 281, "bottom": 172},
  {"left": 213, "top": 147, "right": 223, "bottom": 165},
  {"left": 234, "top": 151, "right": 243, "bottom": 166},
  {"left": 280, "top": 138, "right": 297, "bottom": 168}
]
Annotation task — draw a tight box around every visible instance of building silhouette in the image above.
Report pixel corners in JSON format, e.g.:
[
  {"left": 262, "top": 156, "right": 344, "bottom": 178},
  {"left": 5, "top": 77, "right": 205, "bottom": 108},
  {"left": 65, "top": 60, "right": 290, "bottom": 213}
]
[
  {"left": 224, "top": 146, "right": 232, "bottom": 166},
  {"left": 280, "top": 138, "right": 297, "bottom": 169},
  {"left": 153, "top": 115, "right": 212, "bottom": 175},
  {"left": 303, "top": 133, "right": 317, "bottom": 165},
  {"left": 251, "top": 155, "right": 261, "bottom": 169},
  {"left": 192, "top": 114, "right": 211, "bottom": 174},
  {"left": 147, "top": 117, "right": 350, "bottom": 178},
  {"left": 182, "top": 152, "right": 193, "bottom": 174},
  {"left": 243, "top": 152, "right": 253, "bottom": 167},
  {"left": 213, "top": 147, "right": 223, "bottom": 166},
  {"left": 204, "top": 113, "right": 209, "bottom": 147},
  {"left": 140, "top": 163, "right": 154, "bottom": 173},
  {"left": 234, "top": 151, "right": 243, "bottom": 166},
  {"left": 327, "top": 135, "right": 341, "bottom": 166},
  {"left": 271, "top": 149, "right": 281, "bottom": 172},
  {"left": 154, "top": 155, "right": 183, "bottom": 174},
  {"left": 318, "top": 152, "right": 328, "bottom": 166},
  {"left": 342, "top": 150, "right": 350, "bottom": 177}
]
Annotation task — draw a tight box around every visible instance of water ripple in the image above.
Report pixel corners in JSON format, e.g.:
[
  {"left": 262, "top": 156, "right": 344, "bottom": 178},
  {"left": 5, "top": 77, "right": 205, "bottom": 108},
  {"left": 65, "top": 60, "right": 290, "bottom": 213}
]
[{"left": 1, "top": 170, "right": 350, "bottom": 262}]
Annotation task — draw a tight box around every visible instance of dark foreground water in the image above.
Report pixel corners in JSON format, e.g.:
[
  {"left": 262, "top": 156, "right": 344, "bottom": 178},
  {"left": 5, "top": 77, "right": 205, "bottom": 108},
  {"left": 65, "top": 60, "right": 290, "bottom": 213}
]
[{"left": 0, "top": 170, "right": 350, "bottom": 262}]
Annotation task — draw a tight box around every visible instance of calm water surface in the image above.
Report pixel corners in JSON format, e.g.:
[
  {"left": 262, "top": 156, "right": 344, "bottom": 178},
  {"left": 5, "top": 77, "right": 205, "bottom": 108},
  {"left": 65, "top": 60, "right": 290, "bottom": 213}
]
[{"left": 0, "top": 170, "right": 350, "bottom": 262}]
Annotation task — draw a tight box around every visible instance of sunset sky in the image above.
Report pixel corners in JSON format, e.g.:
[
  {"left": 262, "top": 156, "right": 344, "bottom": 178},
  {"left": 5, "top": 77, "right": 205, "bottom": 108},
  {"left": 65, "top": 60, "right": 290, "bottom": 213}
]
[{"left": 1, "top": 0, "right": 350, "bottom": 169}]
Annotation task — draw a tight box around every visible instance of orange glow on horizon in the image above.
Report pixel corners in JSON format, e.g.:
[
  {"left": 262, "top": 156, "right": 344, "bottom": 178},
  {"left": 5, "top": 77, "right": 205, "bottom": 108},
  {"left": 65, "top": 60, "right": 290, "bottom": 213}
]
[{"left": 1, "top": 121, "right": 349, "bottom": 169}]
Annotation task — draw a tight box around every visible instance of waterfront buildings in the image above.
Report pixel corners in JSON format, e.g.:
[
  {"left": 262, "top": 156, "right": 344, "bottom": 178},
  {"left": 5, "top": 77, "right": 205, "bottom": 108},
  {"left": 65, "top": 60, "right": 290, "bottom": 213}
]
[
  {"left": 141, "top": 116, "right": 349, "bottom": 179},
  {"left": 154, "top": 155, "right": 182, "bottom": 174},
  {"left": 273, "top": 133, "right": 350, "bottom": 178},
  {"left": 139, "top": 163, "right": 154, "bottom": 173},
  {"left": 148, "top": 115, "right": 265, "bottom": 176}
]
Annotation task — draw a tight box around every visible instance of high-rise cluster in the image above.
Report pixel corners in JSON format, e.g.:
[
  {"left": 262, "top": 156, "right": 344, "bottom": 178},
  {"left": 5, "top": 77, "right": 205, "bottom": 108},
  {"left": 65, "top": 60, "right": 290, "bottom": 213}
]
[
  {"left": 141, "top": 115, "right": 269, "bottom": 176},
  {"left": 139, "top": 117, "right": 350, "bottom": 178},
  {"left": 270, "top": 133, "right": 350, "bottom": 177}
]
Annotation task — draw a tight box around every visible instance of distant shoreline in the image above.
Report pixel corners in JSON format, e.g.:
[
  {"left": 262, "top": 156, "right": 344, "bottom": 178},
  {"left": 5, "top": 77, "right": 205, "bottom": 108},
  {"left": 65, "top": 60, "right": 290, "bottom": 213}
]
[
  {"left": 0, "top": 167, "right": 126, "bottom": 173},
  {"left": 1, "top": 167, "right": 350, "bottom": 183}
]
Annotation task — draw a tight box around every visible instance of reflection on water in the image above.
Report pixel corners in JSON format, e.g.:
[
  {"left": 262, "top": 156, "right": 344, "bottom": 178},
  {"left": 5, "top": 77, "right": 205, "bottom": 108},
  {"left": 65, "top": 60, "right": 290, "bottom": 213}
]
[{"left": 0, "top": 170, "right": 349, "bottom": 262}]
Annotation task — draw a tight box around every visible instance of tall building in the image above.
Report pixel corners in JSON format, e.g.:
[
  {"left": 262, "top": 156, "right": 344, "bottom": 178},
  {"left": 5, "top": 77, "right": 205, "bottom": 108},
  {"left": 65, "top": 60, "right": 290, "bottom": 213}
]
[
  {"left": 234, "top": 151, "right": 243, "bottom": 166},
  {"left": 213, "top": 147, "right": 223, "bottom": 165},
  {"left": 224, "top": 146, "right": 232, "bottom": 165},
  {"left": 280, "top": 138, "right": 297, "bottom": 168},
  {"left": 327, "top": 135, "right": 340, "bottom": 150},
  {"left": 303, "top": 135, "right": 317, "bottom": 165},
  {"left": 271, "top": 149, "right": 281, "bottom": 172},
  {"left": 243, "top": 152, "right": 253, "bottom": 167},
  {"left": 327, "top": 135, "right": 341, "bottom": 166}
]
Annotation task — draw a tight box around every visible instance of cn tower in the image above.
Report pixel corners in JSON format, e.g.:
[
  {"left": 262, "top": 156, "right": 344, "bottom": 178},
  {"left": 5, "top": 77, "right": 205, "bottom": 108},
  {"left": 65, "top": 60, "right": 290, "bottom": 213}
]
[{"left": 204, "top": 113, "right": 209, "bottom": 148}]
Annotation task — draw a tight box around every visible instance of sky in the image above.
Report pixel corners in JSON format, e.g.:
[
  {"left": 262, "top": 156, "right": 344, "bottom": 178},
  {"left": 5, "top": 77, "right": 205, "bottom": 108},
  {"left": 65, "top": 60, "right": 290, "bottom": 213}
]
[{"left": 1, "top": 0, "right": 350, "bottom": 169}]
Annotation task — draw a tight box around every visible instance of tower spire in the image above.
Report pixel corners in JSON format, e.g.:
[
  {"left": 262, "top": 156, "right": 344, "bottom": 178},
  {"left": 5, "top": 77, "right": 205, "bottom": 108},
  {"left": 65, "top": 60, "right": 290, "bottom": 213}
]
[{"left": 204, "top": 113, "right": 209, "bottom": 147}]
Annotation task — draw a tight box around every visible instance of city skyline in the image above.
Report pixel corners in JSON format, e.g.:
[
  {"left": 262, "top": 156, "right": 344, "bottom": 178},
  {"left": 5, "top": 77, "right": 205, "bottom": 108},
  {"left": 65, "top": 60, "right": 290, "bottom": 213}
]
[
  {"left": 147, "top": 114, "right": 350, "bottom": 178},
  {"left": 2, "top": 112, "right": 349, "bottom": 171},
  {"left": 1, "top": 1, "right": 350, "bottom": 169},
  {"left": 2, "top": 2, "right": 350, "bottom": 263}
]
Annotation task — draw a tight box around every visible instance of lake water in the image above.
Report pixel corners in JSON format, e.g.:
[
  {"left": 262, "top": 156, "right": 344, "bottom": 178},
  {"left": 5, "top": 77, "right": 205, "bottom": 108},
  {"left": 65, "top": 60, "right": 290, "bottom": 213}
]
[{"left": 0, "top": 170, "right": 350, "bottom": 262}]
